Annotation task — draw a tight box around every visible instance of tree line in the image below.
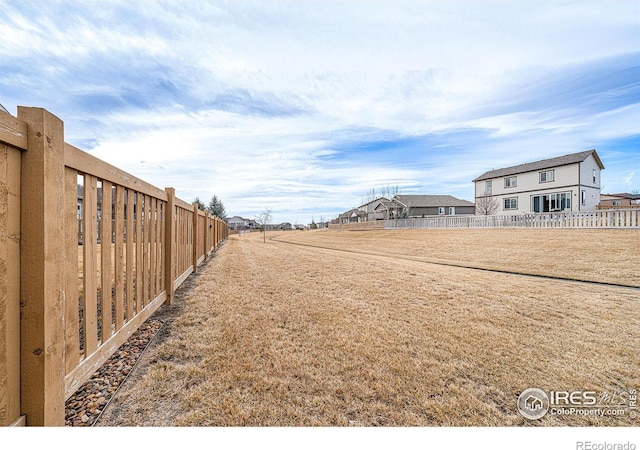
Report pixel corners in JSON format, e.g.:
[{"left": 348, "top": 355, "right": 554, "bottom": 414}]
[{"left": 193, "top": 194, "right": 227, "bottom": 219}]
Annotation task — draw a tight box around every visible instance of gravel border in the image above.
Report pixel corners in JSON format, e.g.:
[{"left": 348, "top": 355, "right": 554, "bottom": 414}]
[{"left": 65, "top": 319, "right": 164, "bottom": 427}]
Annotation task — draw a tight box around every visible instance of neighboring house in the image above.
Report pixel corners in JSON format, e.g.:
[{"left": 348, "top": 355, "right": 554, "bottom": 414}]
[
  {"left": 226, "top": 216, "right": 258, "bottom": 231},
  {"left": 356, "top": 197, "right": 390, "bottom": 221},
  {"left": 473, "top": 149, "right": 604, "bottom": 214},
  {"left": 77, "top": 184, "right": 105, "bottom": 219},
  {"left": 338, "top": 208, "right": 367, "bottom": 223},
  {"left": 373, "top": 198, "right": 403, "bottom": 219},
  {"left": 275, "top": 222, "right": 293, "bottom": 230},
  {"left": 599, "top": 193, "right": 640, "bottom": 209},
  {"left": 378, "top": 195, "right": 475, "bottom": 218}
]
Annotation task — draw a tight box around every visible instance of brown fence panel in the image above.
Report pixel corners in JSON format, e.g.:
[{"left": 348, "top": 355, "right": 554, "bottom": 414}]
[
  {"left": 63, "top": 144, "right": 172, "bottom": 403},
  {"left": 173, "top": 199, "right": 194, "bottom": 290},
  {"left": 328, "top": 221, "right": 386, "bottom": 231},
  {"left": 0, "top": 106, "right": 228, "bottom": 426},
  {"left": 0, "top": 113, "right": 26, "bottom": 426}
]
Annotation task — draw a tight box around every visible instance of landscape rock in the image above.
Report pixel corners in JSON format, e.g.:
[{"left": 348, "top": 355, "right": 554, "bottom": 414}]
[{"left": 64, "top": 319, "right": 163, "bottom": 426}]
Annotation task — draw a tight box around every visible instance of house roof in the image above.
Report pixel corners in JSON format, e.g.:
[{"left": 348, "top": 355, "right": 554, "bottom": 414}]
[
  {"left": 339, "top": 208, "right": 367, "bottom": 218},
  {"left": 472, "top": 149, "right": 604, "bottom": 182},
  {"left": 374, "top": 199, "right": 403, "bottom": 211},
  {"left": 392, "top": 195, "right": 475, "bottom": 208},
  {"left": 608, "top": 193, "right": 640, "bottom": 200},
  {"left": 357, "top": 197, "right": 389, "bottom": 208}
]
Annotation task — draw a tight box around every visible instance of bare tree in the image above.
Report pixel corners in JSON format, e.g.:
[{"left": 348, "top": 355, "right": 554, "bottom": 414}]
[
  {"left": 254, "top": 208, "right": 272, "bottom": 243},
  {"left": 378, "top": 184, "right": 400, "bottom": 200},
  {"left": 363, "top": 185, "right": 401, "bottom": 206},
  {"left": 361, "top": 188, "right": 377, "bottom": 205},
  {"left": 475, "top": 196, "right": 499, "bottom": 215}
]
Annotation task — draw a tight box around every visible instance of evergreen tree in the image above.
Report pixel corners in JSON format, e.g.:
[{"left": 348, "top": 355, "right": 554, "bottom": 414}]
[
  {"left": 207, "top": 195, "right": 227, "bottom": 219},
  {"left": 193, "top": 197, "right": 206, "bottom": 211}
]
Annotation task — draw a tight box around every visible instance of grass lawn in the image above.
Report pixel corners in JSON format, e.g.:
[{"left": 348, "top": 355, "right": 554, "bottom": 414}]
[{"left": 96, "top": 229, "right": 639, "bottom": 426}]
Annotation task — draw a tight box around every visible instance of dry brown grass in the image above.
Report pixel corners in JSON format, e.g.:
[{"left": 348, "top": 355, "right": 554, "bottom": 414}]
[
  {"left": 96, "top": 229, "right": 639, "bottom": 426},
  {"left": 276, "top": 228, "right": 640, "bottom": 287}
]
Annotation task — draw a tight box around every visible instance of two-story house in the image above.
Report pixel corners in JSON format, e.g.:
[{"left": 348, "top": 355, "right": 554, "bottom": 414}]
[
  {"left": 473, "top": 149, "right": 604, "bottom": 214},
  {"left": 226, "top": 216, "right": 258, "bottom": 231}
]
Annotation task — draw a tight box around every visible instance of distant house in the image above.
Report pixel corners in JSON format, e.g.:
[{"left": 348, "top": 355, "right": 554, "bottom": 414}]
[
  {"left": 275, "top": 222, "right": 293, "bottom": 230},
  {"left": 373, "top": 199, "right": 401, "bottom": 219},
  {"left": 599, "top": 193, "right": 640, "bottom": 209},
  {"left": 473, "top": 149, "right": 604, "bottom": 214},
  {"left": 374, "top": 195, "right": 475, "bottom": 219},
  {"left": 356, "top": 197, "right": 390, "bottom": 221},
  {"left": 226, "top": 216, "right": 258, "bottom": 231},
  {"left": 77, "top": 184, "right": 105, "bottom": 219},
  {"left": 338, "top": 208, "right": 367, "bottom": 223}
]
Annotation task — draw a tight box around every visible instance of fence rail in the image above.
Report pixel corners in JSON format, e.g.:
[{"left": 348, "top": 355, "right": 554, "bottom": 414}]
[
  {"left": 0, "top": 107, "right": 228, "bottom": 426},
  {"left": 385, "top": 209, "right": 640, "bottom": 229},
  {"left": 328, "top": 221, "right": 386, "bottom": 231}
]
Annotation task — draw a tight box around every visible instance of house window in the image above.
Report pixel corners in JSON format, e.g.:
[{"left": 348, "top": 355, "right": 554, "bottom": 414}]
[
  {"left": 612, "top": 200, "right": 621, "bottom": 206},
  {"left": 503, "top": 197, "right": 518, "bottom": 210},
  {"left": 532, "top": 192, "right": 571, "bottom": 212},
  {"left": 593, "top": 168, "right": 597, "bottom": 184},
  {"left": 504, "top": 176, "right": 517, "bottom": 188},
  {"left": 485, "top": 180, "right": 492, "bottom": 195},
  {"left": 438, "top": 207, "right": 445, "bottom": 215},
  {"left": 449, "top": 207, "right": 455, "bottom": 215},
  {"left": 539, "top": 170, "right": 554, "bottom": 183},
  {"left": 581, "top": 190, "right": 586, "bottom": 205}
]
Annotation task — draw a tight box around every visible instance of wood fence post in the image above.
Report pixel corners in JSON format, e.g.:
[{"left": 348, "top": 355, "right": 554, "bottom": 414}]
[
  {"left": 203, "top": 212, "right": 208, "bottom": 257},
  {"left": 164, "top": 188, "right": 176, "bottom": 305},
  {"left": 205, "top": 213, "right": 210, "bottom": 256},
  {"left": 18, "top": 107, "right": 65, "bottom": 426},
  {"left": 192, "top": 203, "right": 199, "bottom": 271},
  {"left": 215, "top": 218, "right": 219, "bottom": 245}
]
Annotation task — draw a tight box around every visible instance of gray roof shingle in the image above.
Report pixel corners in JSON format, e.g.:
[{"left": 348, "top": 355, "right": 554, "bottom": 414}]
[
  {"left": 472, "top": 149, "right": 604, "bottom": 182},
  {"left": 393, "top": 195, "right": 475, "bottom": 208}
]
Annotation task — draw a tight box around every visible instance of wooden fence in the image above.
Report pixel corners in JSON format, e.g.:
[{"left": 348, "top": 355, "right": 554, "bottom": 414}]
[
  {"left": 328, "top": 221, "right": 386, "bottom": 231},
  {"left": 0, "top": 107, "right": 228, "bottom": 426},
  {"left": 385, "top": 209, "right": 640, "bottom": 229}
]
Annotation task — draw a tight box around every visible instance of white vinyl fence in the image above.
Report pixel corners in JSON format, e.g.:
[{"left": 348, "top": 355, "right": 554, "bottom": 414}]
[{"left": 385, "top": 209, "right": 640, "bottom": 229}]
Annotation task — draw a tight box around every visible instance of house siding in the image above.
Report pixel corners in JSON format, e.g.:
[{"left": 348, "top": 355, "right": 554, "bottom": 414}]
[
  {"left": 357, "top": 198, "right": 389, "bottom": 221},
  {"left": 474, "top": 151, "right": 603, "bottom": 214},
  {"left": 476, "top": 164, "right": 581, "bottom": 214},
  {"left": 407, "top": 205, "right": 475, "bottom": 217},
  {"left": 578, "top": 154, "right": 602, "bottom": 211}
]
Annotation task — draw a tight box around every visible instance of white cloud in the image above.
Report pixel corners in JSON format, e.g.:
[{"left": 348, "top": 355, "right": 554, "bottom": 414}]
[{"left": 1, "top": 0, "right": 639, "bottom": 223}]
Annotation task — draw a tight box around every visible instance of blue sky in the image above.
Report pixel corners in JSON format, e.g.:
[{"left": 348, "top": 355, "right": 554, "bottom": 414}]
[{"left": 1, "top": 1, "right": 638, "bottom": 224}]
